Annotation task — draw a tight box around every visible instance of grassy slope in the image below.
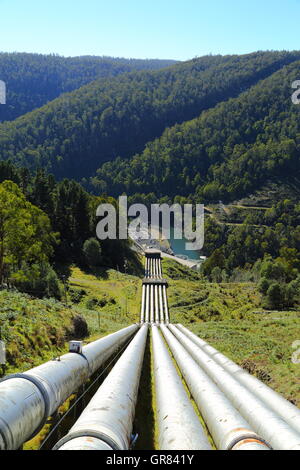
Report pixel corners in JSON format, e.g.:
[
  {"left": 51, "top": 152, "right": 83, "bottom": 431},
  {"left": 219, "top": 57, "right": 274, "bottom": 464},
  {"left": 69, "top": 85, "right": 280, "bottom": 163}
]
[
  {"left": 68, "top": 265, "right": 141, "bottom": 336},
  {"left": 0, "top": 266, "right": 141, "bottom": 374},
  {"left": 163, "top": 259, "right": 300, "bottom": 407},
  {"left": 0, "top": 290, "right": 75, "bottom": 373}
]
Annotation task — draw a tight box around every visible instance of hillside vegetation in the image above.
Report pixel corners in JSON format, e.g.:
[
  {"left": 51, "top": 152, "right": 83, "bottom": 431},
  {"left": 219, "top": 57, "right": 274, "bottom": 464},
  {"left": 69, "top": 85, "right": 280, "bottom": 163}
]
[
  {"left": 0, "top": 53, "right": 176, "bottom": 122},
  {"left": 0, "top": 265, "right": 141, "bottom": 374},
  {"left": 0, "top": 50, "right": 299, "bottom": 417},
  {"left": 163, "top": 259, "right": 300, "bottom": 407},
  {"left": 95, "top": 59, "right": 300, "bottom": 202},
  {"left": 1, "top": 51, "right": 299, "bottom": 179}
]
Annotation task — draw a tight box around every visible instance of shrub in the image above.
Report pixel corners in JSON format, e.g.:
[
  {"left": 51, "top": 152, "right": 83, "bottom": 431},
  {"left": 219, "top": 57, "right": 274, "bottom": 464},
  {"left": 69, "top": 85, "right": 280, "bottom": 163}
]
[
  {"left": 14, "top": 263, "right": 62, "bottom": 299},
  {"left": 258, "top": 277, "right": 270, "bottom": 295},
  {"left": 83, "top": 238, "right": 102, "bottom": 267},
  {"left": 69, "top": 287, "right": 87, "bottom": 304},
  {"left": 85, "top": 297, "right": 99, "bottom": 309},
  {"left": 266, "top": 283, "right": 284, "bottom": 310},
  {"left": 70, "top": 315, "right": 89, "bottom": 339}
]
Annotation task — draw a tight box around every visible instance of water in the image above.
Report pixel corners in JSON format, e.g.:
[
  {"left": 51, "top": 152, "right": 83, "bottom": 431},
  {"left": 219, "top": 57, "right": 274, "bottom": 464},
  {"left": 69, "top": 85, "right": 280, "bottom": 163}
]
[{"left": 168, "top": 225, "right": 201, "bottom": 261}]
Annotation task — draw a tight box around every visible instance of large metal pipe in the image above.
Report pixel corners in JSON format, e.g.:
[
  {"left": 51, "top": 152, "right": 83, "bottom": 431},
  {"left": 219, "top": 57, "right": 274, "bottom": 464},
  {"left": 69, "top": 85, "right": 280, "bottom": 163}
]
[
  {"left": 145, "top": 285, "right": 150, "bottom": 323},
  {"left": 150, "top": 285, "right": 154, "bottom": 323},
  {"left": 160, "top": 326, "right": 270, "bottom": 450},
  {"left": 162, "top": 285, "right": 169, "bottom": 324},
  {"left": 158, "top": 259, "right": 162, "bottom": 278},
  {"left": 176, "top": 324, "right": 300, "bottom": 435},
  {"left": 158, "top": 286, "right": 164, "bottom": 323},
  {"left": 0, "top": 324, "right": 139, "bottom": 450},
  {"left": 140, "top": 285, "right": 146, "bottom": 323},
  {"left": 152, "top": 326, "right": 211, "bottom": 450},
  {"left": 168, "top": 325, "right": 300, "bottom": 450},
  {"left": 53, "top": 325, "right": 148, "bottom": 450},
  {"left": 155, "top": 285, "right": 159, "bottom": 324}
]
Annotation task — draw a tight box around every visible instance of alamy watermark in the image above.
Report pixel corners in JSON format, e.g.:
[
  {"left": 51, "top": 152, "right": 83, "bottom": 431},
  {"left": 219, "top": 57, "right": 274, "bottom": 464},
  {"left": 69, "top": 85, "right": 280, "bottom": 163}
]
[
  {"left": 96, "top": 196, "right": 205, "bottom": 251},
  {"left": 291, "top": 80, "right": 300, "bottom": 105},
  {"left": 0, "top": 80, "right": 6, "bottom": 105}
]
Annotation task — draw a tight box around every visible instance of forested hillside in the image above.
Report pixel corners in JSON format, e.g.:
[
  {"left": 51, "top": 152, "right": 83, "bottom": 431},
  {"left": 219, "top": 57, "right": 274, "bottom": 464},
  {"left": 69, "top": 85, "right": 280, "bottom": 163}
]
[
  {"left": 0, "top": 53, "right": 177, "bottom": 121},
  {"left": 0, "top": 49, "right": 299, "bottom": 434},
  {"left": 0, "top": 160, "right": 141, "bottom": 299},
  {"left": 1, "top": 51, "right": 299, "bottom": 180},
  {"left": 94, "top": 60, "right": 300, "bottom": 201}
]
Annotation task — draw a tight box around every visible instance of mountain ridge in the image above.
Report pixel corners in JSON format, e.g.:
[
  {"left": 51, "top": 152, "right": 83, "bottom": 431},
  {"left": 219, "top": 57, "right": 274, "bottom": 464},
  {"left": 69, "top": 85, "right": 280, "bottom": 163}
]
[
  {"left": 1, "top": 51, "right": 299, "bottom": 184},
  {"left": 0, "top": 52, "right": 178, "bottom": 121}
]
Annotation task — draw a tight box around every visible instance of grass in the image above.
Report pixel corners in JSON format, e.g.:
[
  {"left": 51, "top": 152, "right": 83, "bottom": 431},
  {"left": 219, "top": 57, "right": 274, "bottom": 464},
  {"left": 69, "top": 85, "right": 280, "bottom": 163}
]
[
  {"left": 68, "top": 265, "right": 142, "bottom": 334},
  {"left": 162, "top": 258, "right": 300, "bottom": 408},
  {"left": 0, "top": 290, "right": 74, "bottom": 373},
  {"left": 0, "top": 265, "right": 141, "bottom": 374},
  {"left": 184, "top": 314, "right": 300, "bottom": 407}
]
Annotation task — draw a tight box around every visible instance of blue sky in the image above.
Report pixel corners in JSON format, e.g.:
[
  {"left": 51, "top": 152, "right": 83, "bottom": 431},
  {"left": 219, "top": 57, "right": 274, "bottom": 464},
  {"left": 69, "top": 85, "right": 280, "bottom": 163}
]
[{"left": 0, "top": 0, "right": 299, "bottom": 60}]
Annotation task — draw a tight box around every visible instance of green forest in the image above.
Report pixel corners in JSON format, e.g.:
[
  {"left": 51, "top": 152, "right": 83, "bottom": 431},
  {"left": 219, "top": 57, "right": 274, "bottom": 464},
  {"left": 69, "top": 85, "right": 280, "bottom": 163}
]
[
  {"left": 0, "top": 50, "right": 300, "bottom": 301},
  {"left": 0, "top": 53, "right": 176, "bottom": 121},
  {"left": 1, "top": 51, "right": 299, "bottom": 180},
  {"left": 93, "top": 59, "right": 300, "bottom": 202},
  {"left": 0, "top": 161, "right": 140, "bottom": 299},
  {"left": 0, "top": 51, "right": 299, "bottom": 427}
]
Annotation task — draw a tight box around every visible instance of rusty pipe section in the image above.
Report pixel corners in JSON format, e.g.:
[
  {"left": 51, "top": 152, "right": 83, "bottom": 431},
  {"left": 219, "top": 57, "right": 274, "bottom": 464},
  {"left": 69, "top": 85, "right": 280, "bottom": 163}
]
[
  {"left": 152, "top": 326, "right": 211, "bottom": 450},
  {"left": 0, "top": 324, "right": 139, "bottom": 450},
  {"left": 168, "top": 325, "right": 300, "bottom": 450},
  {"left": 176, "top": 324, "right": 300, "bottom": 435},
  {"left": 160, "top": 325, "right": 270, "bottom": 450},
  {"left": 53, "top": 325, "right": 148, "bottom": 450}
]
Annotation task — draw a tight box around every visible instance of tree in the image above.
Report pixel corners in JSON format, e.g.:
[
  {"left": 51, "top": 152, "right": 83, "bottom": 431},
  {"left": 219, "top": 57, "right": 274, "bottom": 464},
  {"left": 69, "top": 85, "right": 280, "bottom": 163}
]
[
  {"left": 83, "top": 238, "right": 102, "bottom": 267},
  {"left": 15, "top": 262, "right": 61, "bottom": 299},
  {"left": 266, "top": 283, "right": 283, "bottom": 310},
  {"left": 0, "top": 180, "right": 57, "bottom": 285},
  {"left": 202, "top": 248, "right": 226, "bottom": 277},
  {"left": 258, "top": 277, "right": 270, "bottom": 295},
  {"left": 211, "top": 266, "right": 223, "bottom": 283}
]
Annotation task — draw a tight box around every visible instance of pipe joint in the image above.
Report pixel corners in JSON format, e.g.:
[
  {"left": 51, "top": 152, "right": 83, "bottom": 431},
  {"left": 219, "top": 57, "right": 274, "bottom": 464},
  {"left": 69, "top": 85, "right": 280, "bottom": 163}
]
[
  {"left": 53, "top": 429, "right": 121, "bottom": 450},
  {"left": 0, "top": 373, "right": 50, "bottom": 441},
  {"left": 227, "top": 434, "right": 272, "bottom": 451}
]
